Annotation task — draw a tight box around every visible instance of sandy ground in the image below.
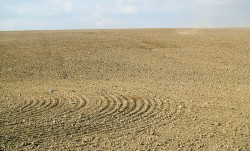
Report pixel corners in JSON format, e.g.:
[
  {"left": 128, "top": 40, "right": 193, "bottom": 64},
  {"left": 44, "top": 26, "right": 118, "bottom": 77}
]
[{"left": 0, "top": 28, "right": 249, "bottom": 150}]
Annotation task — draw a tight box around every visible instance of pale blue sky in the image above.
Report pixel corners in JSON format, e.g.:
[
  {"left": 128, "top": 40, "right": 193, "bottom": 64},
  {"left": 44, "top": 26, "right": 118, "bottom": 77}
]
[{"left": 0, "top": 0, "right": 249, "bottom": 31}]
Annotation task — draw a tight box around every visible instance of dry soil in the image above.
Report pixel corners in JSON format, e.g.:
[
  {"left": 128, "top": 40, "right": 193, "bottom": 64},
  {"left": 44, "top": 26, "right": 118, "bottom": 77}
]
[{"left": 0, "top": 28, "right": 249, "bottom": 150}]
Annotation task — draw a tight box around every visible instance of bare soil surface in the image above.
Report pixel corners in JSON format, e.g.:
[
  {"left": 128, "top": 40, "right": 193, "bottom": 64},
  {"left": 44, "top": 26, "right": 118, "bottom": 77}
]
[{"left": 0, "top": 29, "right": 249, "bottom": 150}]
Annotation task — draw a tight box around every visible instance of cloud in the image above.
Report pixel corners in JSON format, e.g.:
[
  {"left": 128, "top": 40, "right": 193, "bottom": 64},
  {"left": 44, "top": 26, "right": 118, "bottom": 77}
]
[
  {"left": 62, "top": 1, "right": 73, "bottom": 12},
  {"left": 118, "top": 5, "right": 137, "bottom": 14},
  {"left": 16, "top": 7, "right": 28, "bottom": 14},
  {"left": 196, "top": 0, "right": 234, "bottom": 5}
]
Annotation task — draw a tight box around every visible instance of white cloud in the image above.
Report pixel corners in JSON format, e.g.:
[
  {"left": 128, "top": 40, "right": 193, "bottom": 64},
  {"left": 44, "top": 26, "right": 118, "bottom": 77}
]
[
  {"left": 96, "top": 19, "right": 114, "bottom": 27},
  {"left": 118, "top": 5, "right": 137, "bottom": 14},
  {"left": 62, "top": 1, "right": 73, "bottom": 12},
  {"left": 196, "top": 0, "right": 233, "bottom": 5},
  {"left": 16, "top": 7, "right": 28, "bottom": 14},
  {"left": 41, "top": 0, "right": 74, "bottom": 14},
  {"left": 105, "top": 0, "right": 138, "bottom": 14}
]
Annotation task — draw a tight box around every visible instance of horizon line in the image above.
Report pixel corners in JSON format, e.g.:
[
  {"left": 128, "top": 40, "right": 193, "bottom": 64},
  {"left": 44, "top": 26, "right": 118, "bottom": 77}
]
[{"left": 1, "top": 27, "right": 250, "bottom": 32}]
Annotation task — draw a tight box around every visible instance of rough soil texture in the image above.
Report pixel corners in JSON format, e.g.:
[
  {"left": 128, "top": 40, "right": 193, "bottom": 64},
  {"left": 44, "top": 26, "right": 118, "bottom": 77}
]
[{"left": 0, "top": 29, "right": 249, "bottom": 150}]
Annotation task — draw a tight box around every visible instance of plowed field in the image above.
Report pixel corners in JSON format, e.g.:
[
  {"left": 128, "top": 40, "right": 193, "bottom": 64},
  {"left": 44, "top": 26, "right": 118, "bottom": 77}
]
[{"left": 0, "top": 29, "right": 249, "bottom": 150}]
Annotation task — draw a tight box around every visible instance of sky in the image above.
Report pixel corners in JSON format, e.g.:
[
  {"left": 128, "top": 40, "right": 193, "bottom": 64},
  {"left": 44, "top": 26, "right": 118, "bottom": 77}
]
[{"left": 0, "top": 0, "right": 250, "bottom": 31}]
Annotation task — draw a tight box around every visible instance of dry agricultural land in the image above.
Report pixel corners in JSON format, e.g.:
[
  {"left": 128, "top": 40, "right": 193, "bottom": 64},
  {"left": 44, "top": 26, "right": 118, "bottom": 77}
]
[{"left": 0, "top": 28, "right": 249, "bottom": 150}]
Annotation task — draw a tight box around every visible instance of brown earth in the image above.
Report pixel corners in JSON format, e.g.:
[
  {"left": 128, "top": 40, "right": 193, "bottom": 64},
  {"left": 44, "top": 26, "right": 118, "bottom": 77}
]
[{"left": 0, "top": 28, "right": 249, "bottom": 150}]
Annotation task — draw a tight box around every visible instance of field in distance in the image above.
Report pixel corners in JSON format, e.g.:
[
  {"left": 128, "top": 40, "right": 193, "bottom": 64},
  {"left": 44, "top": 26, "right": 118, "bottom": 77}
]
[{"left": 0, "top": 28, "right": 249, "bottom": 150}]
